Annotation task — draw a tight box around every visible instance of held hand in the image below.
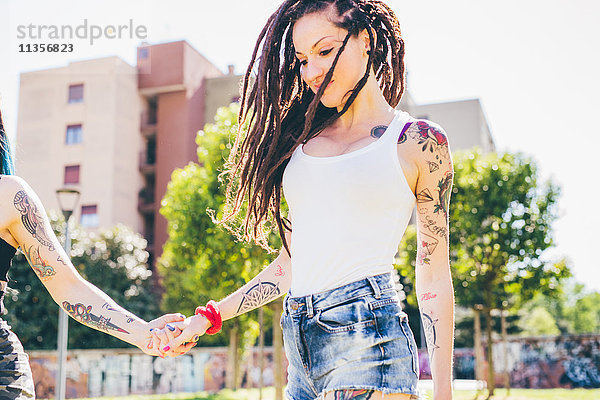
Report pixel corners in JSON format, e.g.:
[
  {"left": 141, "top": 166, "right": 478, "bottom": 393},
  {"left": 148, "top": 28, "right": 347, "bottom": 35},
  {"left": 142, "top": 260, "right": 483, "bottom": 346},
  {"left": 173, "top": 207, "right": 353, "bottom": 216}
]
[
  {"left": 140, "top": 313, "right": 186, "bottom": 357},
  {"left": 160, "top": 315, "right": 212, "bottom": 357}
]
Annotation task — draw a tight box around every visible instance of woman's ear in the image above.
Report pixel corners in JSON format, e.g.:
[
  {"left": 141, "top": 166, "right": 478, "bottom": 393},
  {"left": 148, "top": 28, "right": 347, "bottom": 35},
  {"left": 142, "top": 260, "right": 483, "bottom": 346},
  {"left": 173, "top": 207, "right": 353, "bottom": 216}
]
[{"left": 360, "top": 26, "right": 376, "bottom": 56}]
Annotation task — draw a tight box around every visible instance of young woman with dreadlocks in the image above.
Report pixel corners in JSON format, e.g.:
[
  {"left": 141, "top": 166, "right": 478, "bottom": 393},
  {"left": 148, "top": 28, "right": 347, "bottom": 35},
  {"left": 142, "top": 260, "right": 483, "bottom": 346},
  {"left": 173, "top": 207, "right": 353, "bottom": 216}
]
[{"left": 160, "top": 1, "right": 455, "bottom": 399}]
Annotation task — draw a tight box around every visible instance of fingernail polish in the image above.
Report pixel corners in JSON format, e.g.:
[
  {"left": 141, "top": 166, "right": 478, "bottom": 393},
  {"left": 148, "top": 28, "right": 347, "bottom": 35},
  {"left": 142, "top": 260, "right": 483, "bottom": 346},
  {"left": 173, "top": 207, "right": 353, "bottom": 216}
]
[
  {"left": 147, "top": 343, "right": 152, "bottom": 349},
  {"left": 163, "top": 345, "right": 170, "bottom": 352},
  {"left": 149, "top": 328, "right": 155, "bottom": 332},
  {"left": 166, "top": 324, "right": 175, "bottom": 332},
  {"left": 192, "top": 335, "right": 200, "bottom": 342},
  {"left": 177, "top": 313, "right": 185, "bottom": 318}
]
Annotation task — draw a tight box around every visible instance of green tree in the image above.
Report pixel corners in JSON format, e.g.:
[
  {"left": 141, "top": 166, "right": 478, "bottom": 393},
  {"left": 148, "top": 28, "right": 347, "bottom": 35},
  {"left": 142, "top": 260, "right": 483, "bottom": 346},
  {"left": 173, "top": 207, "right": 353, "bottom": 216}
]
[
  {"left": 4, "top": 212, "right": 159, "bottom": 349},
  {"left": 450, "top": 148, "right": 570, "bottom": 395},
  {"left": 518, "top": 306, "right": 560, "bottom": 336},
  {"left": 396, "top": 149, "right": 571, "bottom": 392},
  {"left": 159, "top": 104, "right": 278, "bottom": 388}
]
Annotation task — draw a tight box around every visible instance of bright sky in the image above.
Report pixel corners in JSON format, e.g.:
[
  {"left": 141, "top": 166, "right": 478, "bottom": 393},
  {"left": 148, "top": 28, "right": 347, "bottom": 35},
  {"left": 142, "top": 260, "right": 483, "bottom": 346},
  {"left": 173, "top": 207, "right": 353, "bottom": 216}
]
[{"left": 1, "top": 0, "right": 598, "bottom": 291}]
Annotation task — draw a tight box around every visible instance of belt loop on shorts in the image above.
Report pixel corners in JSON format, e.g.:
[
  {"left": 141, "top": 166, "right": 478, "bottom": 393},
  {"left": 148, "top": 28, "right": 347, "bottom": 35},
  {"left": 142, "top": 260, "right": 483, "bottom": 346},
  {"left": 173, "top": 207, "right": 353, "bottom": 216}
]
[
  {"left": 305, "top": 295, "right": 314, "bottom": 318},
  {"left": 367, "top": 276, "right": 381, "bottom": 299}
]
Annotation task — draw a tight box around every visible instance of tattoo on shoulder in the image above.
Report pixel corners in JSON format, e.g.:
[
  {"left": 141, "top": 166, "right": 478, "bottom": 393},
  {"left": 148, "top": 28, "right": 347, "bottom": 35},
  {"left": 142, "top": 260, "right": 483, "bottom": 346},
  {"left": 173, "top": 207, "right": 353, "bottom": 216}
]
[
  {"left": 236, "top": 280, "right": 281, "bottom": 315},
  {"left": 63, "top": 301, "right": 129, "bottom": 334},
  {"left": 422, "top": 310, "right": 440, "bottom": 362},
  {"left": 333, "top": 389, "right": 375, "bottom": 399},
  {"left": 13, "top": 190, "right": 55, "bottom": 250},
  {"left": 409, "top": 121, "right": 450, "bottom": 165},
  {"left": 22, "top": 244, "right": 56, "bottom": 281}
]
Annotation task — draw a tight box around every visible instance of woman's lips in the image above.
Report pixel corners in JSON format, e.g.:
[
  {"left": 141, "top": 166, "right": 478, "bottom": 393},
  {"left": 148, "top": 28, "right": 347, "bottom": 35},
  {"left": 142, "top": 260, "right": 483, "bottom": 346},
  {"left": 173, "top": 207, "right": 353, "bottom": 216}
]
[{"left": 315, "top": 80, "right": 334, "bottom": 92}]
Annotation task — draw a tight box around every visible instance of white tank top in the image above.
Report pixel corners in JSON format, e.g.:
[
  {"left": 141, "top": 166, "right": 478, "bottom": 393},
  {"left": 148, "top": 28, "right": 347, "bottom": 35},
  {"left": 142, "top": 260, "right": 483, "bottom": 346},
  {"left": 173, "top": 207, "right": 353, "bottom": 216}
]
[{"left": 282, "top": 110, "right": 417, "bottom": 297}]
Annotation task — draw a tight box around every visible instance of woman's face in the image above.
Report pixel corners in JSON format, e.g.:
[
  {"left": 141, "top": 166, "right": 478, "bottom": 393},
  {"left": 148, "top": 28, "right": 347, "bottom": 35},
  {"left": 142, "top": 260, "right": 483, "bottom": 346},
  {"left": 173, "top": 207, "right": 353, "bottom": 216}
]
[{"left": 292, "top": 11, "right": 370, "bottom": 109}]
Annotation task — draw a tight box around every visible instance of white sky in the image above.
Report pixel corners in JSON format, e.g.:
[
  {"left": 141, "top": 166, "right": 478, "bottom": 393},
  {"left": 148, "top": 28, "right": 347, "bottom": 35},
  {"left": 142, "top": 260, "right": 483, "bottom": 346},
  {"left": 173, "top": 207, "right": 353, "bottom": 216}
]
[{"left": 1, "top": 0, "right": 599, "bottom": 291}]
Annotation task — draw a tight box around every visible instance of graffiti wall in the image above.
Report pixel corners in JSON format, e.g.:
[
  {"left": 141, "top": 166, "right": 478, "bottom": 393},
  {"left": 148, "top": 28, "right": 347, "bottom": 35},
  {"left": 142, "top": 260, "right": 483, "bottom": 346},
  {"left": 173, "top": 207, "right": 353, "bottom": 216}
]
[
  {"left": 28, "top": 347, "right": 287, "bottom": 399},
  {"left": 27, "top": 334, "right": 600, "bottom": 397},
  {"left": 492, "top": 334, "right": 600, "bottom": 389}
]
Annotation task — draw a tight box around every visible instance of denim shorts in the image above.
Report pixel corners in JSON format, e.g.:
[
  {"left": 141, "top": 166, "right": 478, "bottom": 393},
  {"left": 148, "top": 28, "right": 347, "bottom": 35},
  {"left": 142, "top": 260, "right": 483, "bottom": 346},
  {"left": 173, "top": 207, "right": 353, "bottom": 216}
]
[{"left": 280, "top": 272, "right": 420, "bottom": 400}]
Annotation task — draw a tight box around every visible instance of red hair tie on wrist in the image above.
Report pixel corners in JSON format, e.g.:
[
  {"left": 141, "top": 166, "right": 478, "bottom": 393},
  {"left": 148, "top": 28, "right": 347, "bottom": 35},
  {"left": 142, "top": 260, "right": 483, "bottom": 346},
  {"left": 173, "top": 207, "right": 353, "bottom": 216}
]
[{"left": 195, "top": 300, "right": 222, "bottom": 335}]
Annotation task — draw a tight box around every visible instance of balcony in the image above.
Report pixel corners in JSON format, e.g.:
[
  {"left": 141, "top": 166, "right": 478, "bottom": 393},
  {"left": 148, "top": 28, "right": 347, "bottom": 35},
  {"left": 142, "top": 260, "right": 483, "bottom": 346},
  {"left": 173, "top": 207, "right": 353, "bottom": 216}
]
[
  {"left": 140, "top": 111, "right": 157, "bottom": 138},
  {"left": 139, "top": 151, "right": 156, "bottom": 176},
  {"left": 138, "top": 187, "right": 155, "bottom": 215}
]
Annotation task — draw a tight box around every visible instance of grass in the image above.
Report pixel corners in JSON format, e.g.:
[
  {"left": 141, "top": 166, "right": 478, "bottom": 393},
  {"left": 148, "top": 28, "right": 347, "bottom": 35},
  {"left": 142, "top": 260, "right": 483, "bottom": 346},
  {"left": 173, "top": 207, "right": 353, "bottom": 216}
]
[{"left": 69, "top": 387, "right": 600, "bottom": 400}]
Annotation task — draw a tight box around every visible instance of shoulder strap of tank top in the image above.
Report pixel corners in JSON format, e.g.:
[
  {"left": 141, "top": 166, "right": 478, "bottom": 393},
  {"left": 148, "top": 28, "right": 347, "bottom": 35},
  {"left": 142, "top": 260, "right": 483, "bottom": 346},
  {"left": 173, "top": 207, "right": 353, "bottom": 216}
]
[{"left": 395, "top": 113, "right": 414, "bottom": 144}]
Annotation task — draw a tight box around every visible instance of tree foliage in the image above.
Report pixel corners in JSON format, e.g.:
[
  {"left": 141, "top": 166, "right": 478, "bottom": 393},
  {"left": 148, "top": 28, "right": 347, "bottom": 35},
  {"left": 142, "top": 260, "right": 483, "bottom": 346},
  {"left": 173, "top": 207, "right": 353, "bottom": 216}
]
[
  {"left": 158, "top": 104, "right": 278, "bottom": 350},
  {"left": 4, "top": 212, "right": 158, "bottom": 349},
  {"left": 449, "top": 148, "right": 570, "bottom": 310}
]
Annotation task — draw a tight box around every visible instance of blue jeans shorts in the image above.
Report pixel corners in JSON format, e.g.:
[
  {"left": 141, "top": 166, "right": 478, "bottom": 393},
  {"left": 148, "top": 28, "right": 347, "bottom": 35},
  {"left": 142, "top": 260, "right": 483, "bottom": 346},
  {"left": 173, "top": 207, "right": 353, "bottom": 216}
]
[{"left": 280, "top": 272, "right": 420, "bottom": 400}]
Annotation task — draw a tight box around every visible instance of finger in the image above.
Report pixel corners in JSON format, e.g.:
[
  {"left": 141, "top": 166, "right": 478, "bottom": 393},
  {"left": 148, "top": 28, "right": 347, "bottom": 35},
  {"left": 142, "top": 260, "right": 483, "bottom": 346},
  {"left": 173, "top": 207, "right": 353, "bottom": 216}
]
[
  {"left": 174, "top": 341, "right": 196, "bottom": 356},
  {"left": 161, "top": 313, "right": 186, "bottom": 324},
  {"left": 162, "top": 325, "right": 179, "bottom": 356},
  {"left": 151, "top": 329, "right": 169, "bottom": 358}
]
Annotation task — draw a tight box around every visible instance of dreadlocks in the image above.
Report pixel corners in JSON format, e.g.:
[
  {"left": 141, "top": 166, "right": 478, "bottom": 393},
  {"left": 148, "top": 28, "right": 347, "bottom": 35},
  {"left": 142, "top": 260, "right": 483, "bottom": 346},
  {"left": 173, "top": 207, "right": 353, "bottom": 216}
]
[{"left": 215, "top": 0, "right": 405, "bottom": 254}]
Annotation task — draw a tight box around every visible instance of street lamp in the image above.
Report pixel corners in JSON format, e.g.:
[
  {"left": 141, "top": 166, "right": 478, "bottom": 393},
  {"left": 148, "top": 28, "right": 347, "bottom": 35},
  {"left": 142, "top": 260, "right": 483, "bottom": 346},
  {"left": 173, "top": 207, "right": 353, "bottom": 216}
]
[{"left": 55, "top": 188, "right": 80, "bottom": 400}]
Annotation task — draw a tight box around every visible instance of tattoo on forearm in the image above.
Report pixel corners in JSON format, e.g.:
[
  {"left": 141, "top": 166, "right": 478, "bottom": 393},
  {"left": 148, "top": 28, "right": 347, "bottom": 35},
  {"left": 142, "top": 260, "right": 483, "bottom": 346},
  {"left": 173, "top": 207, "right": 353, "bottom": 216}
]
[
  {"left": 13, "top": 191, "right": 55, "bottom": 250},
  {"left": 101, "top": 302, "right": 119, "bottom": 312},
  {"left": 274, "top": 265, "right": 285, "bottom": 276},
  {"left": 333, "top": 389, "right": 374, "bottom": 399},
  {"left": 420, "top": 292, "right": 438, "bottom": 302},
  {"left": 417, "top": 232, "right": 439, "bottom": 266},
  {"left": 22, "top": 245, "right": 56, "bottom": 281},
  {"left": 63, "top": 301, "right": 129, "bottom": 334},
  {"left": 57, "top": 255, "right": 67, "bottom": 266},
  {"left": 236, "top": 280, "right": 281, "bottom": 315},
  {"left": 422, "top": 311, "right": 440, "bottom": 361}
]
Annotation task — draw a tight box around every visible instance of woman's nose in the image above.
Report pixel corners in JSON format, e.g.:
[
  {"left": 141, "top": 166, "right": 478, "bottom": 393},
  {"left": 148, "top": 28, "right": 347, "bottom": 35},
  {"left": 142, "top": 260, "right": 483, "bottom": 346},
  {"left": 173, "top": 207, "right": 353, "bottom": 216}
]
[{"left": 302, "top": 61, "right": 324, "bottom": 84}]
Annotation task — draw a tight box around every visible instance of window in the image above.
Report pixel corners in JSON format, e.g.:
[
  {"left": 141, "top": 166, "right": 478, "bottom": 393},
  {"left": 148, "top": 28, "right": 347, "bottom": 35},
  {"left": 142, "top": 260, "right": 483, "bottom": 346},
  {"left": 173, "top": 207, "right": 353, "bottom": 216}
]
[
  {"left": 64, "top": 165, "right": 80, "bottom": 185},
  {"left": 65, "top": 124, "right": 82, "bottom": 145},
  {"left": 68, "top": 84, "right": 83, "bottom": 103},
  {"left": 80, "top": 205, "right": 99, "bottom": 228}
]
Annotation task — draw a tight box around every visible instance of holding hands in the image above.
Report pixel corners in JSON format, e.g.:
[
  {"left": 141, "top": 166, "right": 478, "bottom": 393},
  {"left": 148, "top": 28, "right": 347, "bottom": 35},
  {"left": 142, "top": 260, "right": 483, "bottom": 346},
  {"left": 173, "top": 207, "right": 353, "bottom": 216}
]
[{"left": 144, "top": 300, "right": 223, "bottom": 358}]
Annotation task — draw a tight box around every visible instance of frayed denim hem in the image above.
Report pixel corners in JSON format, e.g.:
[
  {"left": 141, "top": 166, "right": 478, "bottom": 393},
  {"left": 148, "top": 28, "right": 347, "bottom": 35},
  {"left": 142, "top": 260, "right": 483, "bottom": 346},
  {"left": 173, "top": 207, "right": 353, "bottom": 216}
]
[{"left": 316, "top": 386, "right": 420, "bottom": 400}]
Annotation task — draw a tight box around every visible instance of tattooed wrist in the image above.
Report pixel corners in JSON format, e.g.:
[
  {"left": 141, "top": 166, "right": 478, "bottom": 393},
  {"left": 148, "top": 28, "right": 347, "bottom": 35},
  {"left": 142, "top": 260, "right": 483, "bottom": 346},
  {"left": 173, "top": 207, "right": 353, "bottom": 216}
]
[{"left": 421, "top": 309, "right": 440, "bottom": 362}]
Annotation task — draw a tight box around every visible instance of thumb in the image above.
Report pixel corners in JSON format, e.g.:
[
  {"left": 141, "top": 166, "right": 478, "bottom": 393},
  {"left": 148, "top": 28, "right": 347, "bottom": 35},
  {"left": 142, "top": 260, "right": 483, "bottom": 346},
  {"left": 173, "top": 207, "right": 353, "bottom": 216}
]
[{"left": 156, "top": 313, "right": 186, "bottom": 326}]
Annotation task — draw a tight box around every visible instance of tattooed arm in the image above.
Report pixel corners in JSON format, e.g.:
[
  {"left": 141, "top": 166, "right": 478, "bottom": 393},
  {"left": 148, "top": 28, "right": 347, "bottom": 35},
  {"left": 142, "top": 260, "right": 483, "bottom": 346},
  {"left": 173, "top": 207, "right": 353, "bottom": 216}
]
[
  {"left": 161, "top": 214, "right": 293, "bottom": 352},
  {"left": 1, "top": 176, "right": 184, "bottom": 356},
  {"left": 403, "top": 121, "right": 455, "bottom": 399}
]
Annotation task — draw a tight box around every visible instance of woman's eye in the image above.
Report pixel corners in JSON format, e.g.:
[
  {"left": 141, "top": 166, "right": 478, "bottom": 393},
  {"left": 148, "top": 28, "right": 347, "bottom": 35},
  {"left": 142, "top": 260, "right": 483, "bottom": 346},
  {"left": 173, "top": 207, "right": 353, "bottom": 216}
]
[
  {"left": 299, "top": 59, "right": 308, "bottom": 66},
  {"left": 320, "top": 48, "right": 333, "bottom": 56}
]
